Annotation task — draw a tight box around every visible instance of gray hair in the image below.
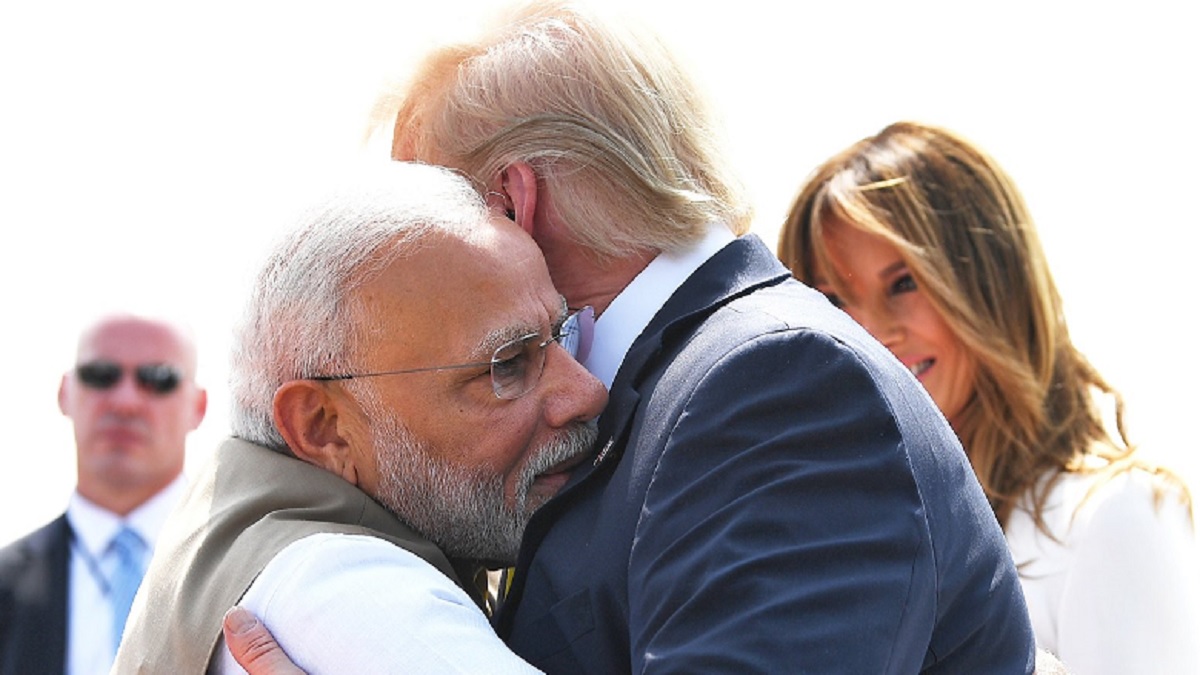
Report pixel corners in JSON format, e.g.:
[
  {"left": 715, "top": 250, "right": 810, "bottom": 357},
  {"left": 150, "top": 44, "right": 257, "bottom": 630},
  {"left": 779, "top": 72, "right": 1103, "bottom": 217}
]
[{"left": 229, "top": 162, "right": 490, "bottom": 451}]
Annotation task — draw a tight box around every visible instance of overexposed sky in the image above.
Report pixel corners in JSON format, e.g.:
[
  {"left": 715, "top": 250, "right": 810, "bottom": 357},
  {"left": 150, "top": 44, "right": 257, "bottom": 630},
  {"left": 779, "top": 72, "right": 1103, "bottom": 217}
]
[{"left": 2, "top": 0, "right": 1195, "bottom": 544}]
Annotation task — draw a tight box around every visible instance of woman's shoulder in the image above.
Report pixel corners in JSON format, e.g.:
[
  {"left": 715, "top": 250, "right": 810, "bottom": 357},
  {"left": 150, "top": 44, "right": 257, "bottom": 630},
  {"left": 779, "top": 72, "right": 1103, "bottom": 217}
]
[
  {"left": 1007, "top": 462, "right": 1196, "bottom": 581},
  {"left": 1041, "top": 462, "right": 1193, "bottom": 543}
]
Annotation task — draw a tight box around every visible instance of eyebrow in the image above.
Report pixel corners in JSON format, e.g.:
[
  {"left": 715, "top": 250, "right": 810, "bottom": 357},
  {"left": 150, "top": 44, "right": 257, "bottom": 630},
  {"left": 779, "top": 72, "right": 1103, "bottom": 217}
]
[
  {"left": 470, "top": 326, "right": 523, "bottom": 362},
  {"left": 812, "top": 260, "right": 908, "bottom": 291},
  {"left": 468, "top": 295, "right": 568, "bottom": 359},
  {"left": 877, "top": 260, "right": 908, "bottom": 281},
  {"left": 554, "top": 295, "right": 569, "bottom": 327}
]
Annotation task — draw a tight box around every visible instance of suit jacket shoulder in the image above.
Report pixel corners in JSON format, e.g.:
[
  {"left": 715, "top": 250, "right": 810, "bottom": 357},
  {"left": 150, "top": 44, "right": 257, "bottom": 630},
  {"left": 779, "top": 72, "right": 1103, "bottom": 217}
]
[
  {"left": 0, "top": 515, "right": 70, "bottom": 675},
  {"left": 499, "top": 236, "right": 1034, "bottom": 674}
]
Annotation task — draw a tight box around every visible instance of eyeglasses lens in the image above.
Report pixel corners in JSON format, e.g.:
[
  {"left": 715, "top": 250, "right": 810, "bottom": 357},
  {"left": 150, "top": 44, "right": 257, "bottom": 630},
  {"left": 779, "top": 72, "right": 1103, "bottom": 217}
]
[
  {"left": 559, "top": 306, "right": 594, "bottom": 362},
  {"left": 490, "top": 334, "right": 541, "bottom": 400},
  {"left": 76, "top": 362, "right": 122, "bottom": 389},
  {"left": 76, "top": 361, "right": 181, "bottom": 395},
  {"left": 136, "top": 364, "right": 181, "bottom": 394},
  {"left": 489, "top": 307, "right": 593, "bottom": 400}
]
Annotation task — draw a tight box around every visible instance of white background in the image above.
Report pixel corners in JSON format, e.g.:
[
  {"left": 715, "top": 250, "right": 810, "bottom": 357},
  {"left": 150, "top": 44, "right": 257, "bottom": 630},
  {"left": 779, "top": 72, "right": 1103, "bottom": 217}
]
[{"left": 1, "top": 0, "right": 1195, "bottom": 545}]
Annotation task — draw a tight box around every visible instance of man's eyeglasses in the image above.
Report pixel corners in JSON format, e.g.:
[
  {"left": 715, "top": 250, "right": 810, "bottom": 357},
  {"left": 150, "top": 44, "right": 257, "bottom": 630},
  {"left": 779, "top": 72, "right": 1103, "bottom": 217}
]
[
  {"left": 311, "top": 307, "right": 595, "bottom": 400},
  {"left": 559, "top": 305, "right": 593, "bottom": 363},
  {"left": 75, "top": 361, "right": 183, "bottom": 395}
]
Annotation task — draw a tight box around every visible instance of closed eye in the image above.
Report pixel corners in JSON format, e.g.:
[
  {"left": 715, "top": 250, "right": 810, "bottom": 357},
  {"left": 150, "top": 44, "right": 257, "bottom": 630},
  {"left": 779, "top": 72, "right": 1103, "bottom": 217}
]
[{"left": 490, "top": 336, "right": 532, "bottom": 381}]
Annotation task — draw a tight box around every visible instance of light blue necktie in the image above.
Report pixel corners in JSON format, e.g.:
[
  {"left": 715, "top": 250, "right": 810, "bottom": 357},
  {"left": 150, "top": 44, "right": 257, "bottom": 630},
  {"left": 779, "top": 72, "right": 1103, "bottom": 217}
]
[{"left": 108, "top": 525, "right": 147, "bottom": 655}]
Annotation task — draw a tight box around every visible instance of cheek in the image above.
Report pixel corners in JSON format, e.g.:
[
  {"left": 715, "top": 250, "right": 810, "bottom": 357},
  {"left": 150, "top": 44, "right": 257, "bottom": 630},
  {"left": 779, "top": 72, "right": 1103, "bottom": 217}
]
[
  {"left": 930, "top": 320, "right": 978, "bottom": 408},
  {"left": 947, "top": 343, "right": 979, "bottom": 392},
  {"left": 928, "top": 315, "right": 969, "bottom": 369},
  {"left": 433, "top": 404, "right": 538, "bottom": 476},
  {"left": 483, "top": 411, "right": 543, "bottom": 483},
  {"left": 902, "top": 296, "right": 952, "bottom": 345},
  {"left": 72, "top": 400, "right": 110, "bottom": 429}
]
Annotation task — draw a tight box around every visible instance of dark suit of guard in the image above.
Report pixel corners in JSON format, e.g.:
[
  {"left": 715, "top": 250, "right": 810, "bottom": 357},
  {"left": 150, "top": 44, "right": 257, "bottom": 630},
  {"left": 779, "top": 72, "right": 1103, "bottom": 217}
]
[
  {"left": 495, "top": 235, "right": 1035, "bottom": 673},
  {"left": 0, "top": 517, "right": 70, "bottom": 675}
]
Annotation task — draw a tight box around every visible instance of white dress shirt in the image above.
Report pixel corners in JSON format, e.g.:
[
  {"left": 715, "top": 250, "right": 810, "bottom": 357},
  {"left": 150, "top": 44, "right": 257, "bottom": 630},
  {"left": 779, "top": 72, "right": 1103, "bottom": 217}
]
[
  {"left": 64, "top": 474, "right": 186, "bottom": 675},
  {"left": 1005, "top": 468, "right": 1200, "bottom": 674},
  {"left": 583, "top": 224, "right": 735, "bottom": 388},
  {"left": 214, "top": 533, "right": 541, "bottom": 674}
]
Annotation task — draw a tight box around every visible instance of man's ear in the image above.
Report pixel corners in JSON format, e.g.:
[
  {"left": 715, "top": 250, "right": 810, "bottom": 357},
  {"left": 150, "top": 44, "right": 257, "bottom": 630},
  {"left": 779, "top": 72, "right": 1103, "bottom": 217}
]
[
  {"left": 273, "top": 380, "right": 360, "bottom": 485},
  {"left": 499, "top": 162, "right": 539, "bottom": 236},
  {"left": 188, "top": 387, "right": 208, "bottom": 431},
  {"left": 57, "top": 374, "right": 71, "bottom": 417}
]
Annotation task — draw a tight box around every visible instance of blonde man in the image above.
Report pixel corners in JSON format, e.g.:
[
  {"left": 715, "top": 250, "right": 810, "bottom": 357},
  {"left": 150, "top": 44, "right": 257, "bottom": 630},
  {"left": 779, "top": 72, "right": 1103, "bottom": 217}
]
[{"left": 231, "top": 2, "right": 1036, "bottom": 672}]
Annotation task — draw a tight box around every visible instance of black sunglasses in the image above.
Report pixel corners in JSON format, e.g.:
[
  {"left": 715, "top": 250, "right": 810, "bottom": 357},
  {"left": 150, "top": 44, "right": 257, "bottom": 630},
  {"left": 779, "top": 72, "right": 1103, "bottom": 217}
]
[{"left": 75, "top": 361, "right": 183, "bottom": 395}]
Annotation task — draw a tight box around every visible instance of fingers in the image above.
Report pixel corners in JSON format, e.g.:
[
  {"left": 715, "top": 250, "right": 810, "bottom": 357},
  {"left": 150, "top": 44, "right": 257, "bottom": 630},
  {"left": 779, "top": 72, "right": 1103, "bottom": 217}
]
[{"left": 222, "top": 606, "right": 307, "bottom": 675}]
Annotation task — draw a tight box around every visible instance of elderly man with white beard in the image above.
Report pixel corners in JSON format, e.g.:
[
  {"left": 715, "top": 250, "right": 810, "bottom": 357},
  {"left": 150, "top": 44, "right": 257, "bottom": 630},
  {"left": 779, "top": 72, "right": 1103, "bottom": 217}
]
[{"left": 111, "top": 161, "right": 606, "bottom": 673}]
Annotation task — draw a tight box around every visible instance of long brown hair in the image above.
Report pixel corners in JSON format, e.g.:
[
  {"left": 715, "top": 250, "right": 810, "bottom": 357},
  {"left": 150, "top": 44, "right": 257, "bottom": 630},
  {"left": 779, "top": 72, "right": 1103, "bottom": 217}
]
[{"left": 779, "top": 121, "right": 1187, "bottom": 529}]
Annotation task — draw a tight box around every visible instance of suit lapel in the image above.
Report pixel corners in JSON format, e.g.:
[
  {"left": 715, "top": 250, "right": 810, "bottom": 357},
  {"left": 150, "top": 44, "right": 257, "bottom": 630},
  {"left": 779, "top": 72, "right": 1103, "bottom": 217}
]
[
  {"left": 495, "top": 236, "right": 791, "bottom": 627},
  {"left": 585, "top": 235, "right": 791, "bottom": 472},
  {"left": 3, "top": 515, "right": 71, "bottom": 675}
]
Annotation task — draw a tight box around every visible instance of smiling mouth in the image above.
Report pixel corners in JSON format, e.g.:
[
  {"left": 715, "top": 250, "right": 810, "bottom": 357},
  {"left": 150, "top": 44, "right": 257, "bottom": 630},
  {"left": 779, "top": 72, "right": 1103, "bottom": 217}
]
[{"left": 910, "top": 359, "right": 933, "bottom": 377}]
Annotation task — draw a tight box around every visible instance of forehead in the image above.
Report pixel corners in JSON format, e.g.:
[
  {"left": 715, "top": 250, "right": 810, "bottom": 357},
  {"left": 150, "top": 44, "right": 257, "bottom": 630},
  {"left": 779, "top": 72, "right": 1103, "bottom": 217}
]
[
  {"left": 357, "top": 220, "right": 559, "bottom": 359},
  {"left": 77, "top": 318, "right": 193, "bottom": 366},
  {"left": 823, "top": 219, "right": 902, "bottom": 265}
]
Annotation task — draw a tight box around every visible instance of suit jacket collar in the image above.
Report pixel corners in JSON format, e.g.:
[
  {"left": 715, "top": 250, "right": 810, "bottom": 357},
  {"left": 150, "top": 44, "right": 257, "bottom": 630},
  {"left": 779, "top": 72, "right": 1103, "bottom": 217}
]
[
  {"left": 0, "top": 515, "right": 71, "bottom": 675},
  {"left": 496, "top": 235, "right": 791, "bottom": 627},
  {"left": 592, "top": 234, "right": 790, "bottom": 468},
  {"left": 583, "top": 224, "right": 735, "bottom": 390}
]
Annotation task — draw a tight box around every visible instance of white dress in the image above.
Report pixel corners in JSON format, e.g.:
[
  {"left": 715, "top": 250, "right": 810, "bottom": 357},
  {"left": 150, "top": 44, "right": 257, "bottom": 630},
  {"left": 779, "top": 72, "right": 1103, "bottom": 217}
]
[{"left": 1005, "top": 467, "right": 1200, "bottom": 674}]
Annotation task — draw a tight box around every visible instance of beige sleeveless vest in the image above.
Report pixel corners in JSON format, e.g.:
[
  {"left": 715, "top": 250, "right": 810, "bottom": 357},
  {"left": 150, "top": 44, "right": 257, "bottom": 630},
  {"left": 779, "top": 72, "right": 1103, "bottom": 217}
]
[{"left": 112, "top": 437, "right": 471, "bottom": 673}]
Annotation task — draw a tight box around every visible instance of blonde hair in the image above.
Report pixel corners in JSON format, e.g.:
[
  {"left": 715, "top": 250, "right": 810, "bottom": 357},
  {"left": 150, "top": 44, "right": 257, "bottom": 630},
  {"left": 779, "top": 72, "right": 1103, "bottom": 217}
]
[
  {"left": 384, "top": 0, "right": 750, "bottom": 260},
  {"left": 779, "top": 121, "right": 1188, "bottom": 529}
]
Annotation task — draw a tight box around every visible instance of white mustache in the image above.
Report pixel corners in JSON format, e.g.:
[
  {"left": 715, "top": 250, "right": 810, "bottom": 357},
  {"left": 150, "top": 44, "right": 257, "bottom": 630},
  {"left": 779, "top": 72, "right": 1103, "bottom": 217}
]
[{"left": 527, "top": 421, "right": 598, "bottom": 478}]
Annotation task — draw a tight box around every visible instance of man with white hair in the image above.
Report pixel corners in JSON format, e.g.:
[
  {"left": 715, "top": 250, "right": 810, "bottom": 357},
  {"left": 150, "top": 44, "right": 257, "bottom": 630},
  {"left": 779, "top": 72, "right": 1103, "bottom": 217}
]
[
  {"left": 113, "top": 161, "right": 606, "bottom": 673},
  {"left": 227, "top": 1, "right": 1040, "bottom": 672}
]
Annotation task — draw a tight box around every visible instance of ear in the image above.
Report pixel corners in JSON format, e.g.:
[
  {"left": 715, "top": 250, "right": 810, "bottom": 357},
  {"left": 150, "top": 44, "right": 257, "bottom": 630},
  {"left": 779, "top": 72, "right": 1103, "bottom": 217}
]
[
  {"left": 272, "top": 380, "right": 360, "bottom": 485},
  {"left": 188, "top": 387, "right": 209, "bottom": 431},
  {"left": 499, "top": 162, "right": 539, "bottom": 236},
  {"left": 57, "top": 374, "right": 70, "bottom": 417}
]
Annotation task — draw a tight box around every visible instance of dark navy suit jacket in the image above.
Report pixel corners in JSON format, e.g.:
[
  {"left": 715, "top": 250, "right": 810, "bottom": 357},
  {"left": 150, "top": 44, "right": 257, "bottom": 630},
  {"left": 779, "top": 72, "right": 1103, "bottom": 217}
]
[
  {"left": 0, "top": 515, "right": 70, "bottom": 675},
  {"left": 495, "top": 236, "right": 1035, "bottom": 673}
]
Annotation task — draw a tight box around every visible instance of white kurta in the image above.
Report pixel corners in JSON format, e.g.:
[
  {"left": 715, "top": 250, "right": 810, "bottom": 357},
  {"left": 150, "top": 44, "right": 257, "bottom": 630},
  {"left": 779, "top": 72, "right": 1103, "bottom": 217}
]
[
  {"left": 1005, "top": 468, "right": 1200, "bottom": 674},
  {"left": 213, "top": 533, "right": 541, "bottom": 674}
]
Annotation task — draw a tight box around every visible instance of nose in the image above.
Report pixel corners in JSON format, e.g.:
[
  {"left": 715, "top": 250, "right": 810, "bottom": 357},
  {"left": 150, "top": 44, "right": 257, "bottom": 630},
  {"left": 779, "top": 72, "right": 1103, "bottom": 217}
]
[
  {"left": 104, "top": 372, "right": 150, "bottom": 414},
  {"left": 541, "top": 342, "right": 607, "bottom": 427}
]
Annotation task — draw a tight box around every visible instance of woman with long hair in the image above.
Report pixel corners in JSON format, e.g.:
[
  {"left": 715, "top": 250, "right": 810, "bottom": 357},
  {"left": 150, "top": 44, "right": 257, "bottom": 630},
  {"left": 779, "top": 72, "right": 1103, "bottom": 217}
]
[{"left": 779, "top": 121, "right": 1198, "bottom": 673}]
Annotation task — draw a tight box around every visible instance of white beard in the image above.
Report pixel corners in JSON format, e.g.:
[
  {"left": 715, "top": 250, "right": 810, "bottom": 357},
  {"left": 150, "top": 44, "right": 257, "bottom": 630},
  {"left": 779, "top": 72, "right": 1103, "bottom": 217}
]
[{"left": 356, "top": 383, "right": 596, "bottom": 563}]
